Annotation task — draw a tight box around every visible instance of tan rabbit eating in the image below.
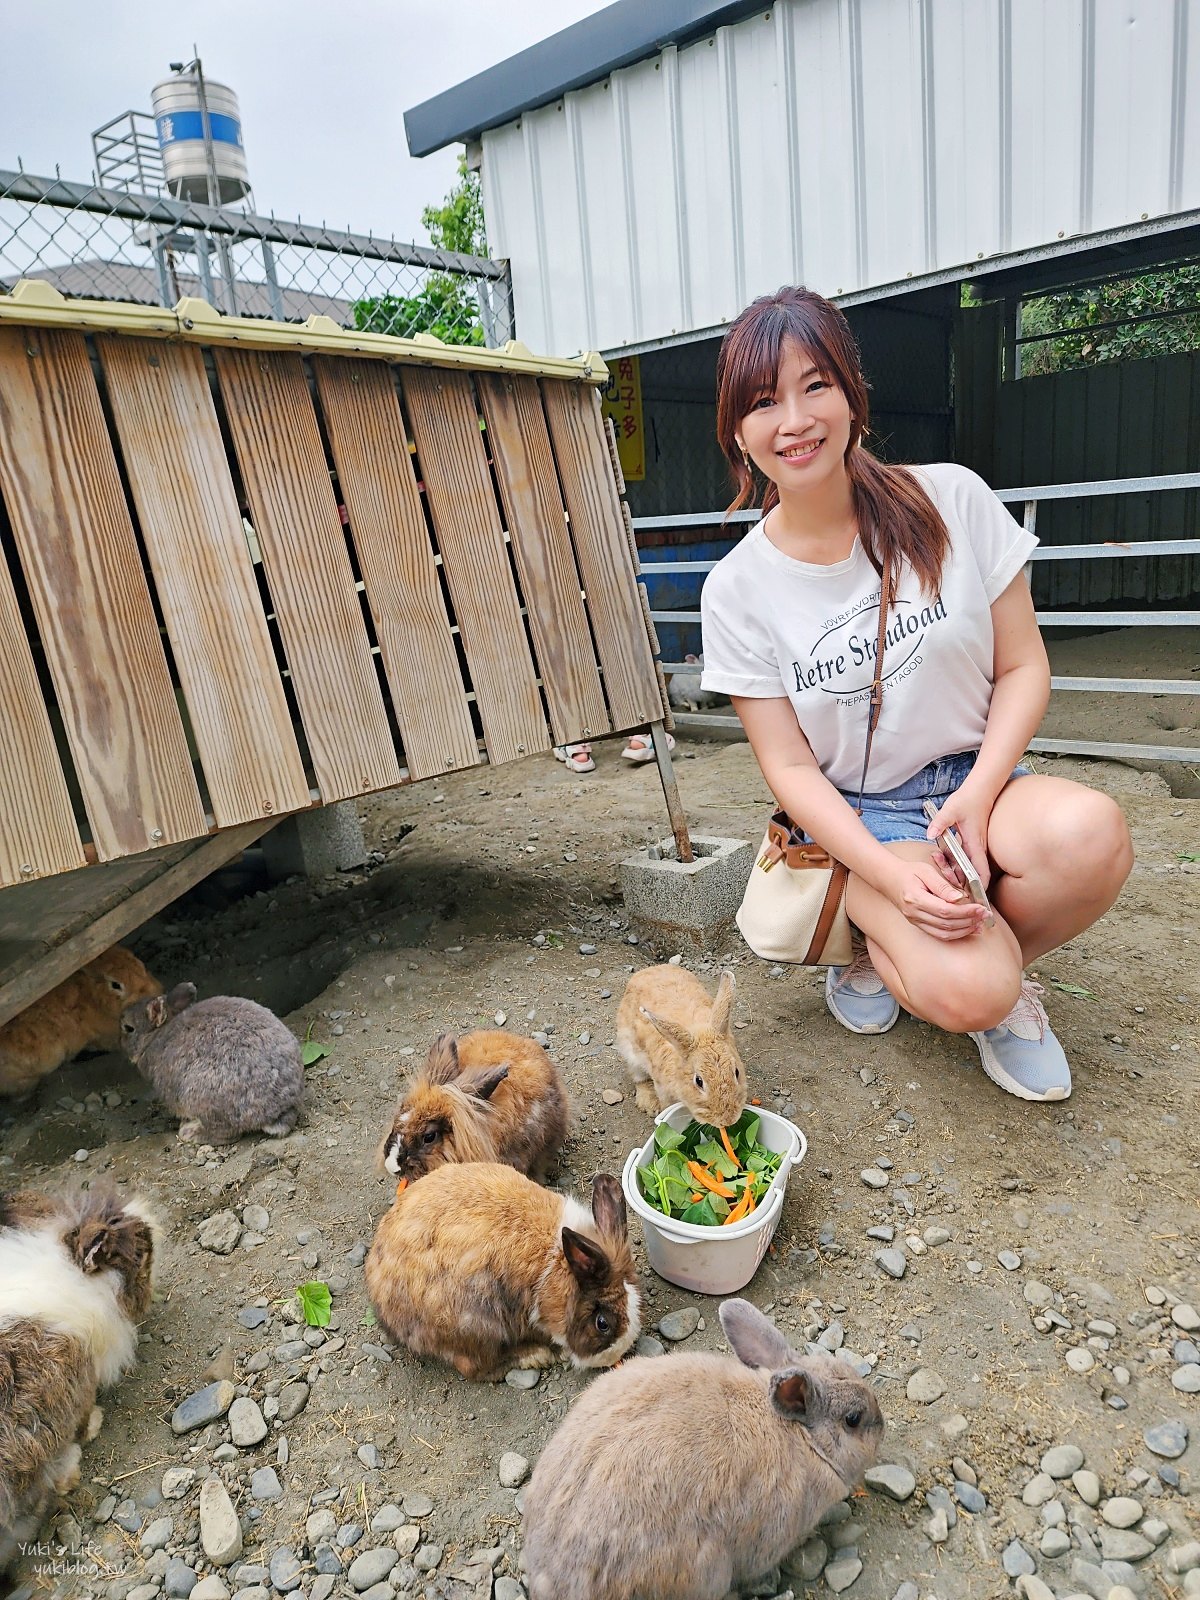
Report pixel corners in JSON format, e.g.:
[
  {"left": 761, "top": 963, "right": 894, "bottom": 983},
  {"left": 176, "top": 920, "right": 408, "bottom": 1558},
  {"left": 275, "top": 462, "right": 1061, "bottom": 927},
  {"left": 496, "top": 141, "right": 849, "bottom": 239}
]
[
  {"left": 0, "top": 947, "right": 161, "bottom": 1100},
  {"left": 616, "top": 965, "right": 747, "bottom": 1126}
]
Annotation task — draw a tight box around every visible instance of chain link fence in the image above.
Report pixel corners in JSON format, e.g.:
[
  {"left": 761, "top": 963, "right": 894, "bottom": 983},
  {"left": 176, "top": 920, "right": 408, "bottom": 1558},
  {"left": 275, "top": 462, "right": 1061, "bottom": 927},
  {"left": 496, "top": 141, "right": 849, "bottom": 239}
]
[{"left": 0, "top": 168, "right": 514, "bottom": 347}]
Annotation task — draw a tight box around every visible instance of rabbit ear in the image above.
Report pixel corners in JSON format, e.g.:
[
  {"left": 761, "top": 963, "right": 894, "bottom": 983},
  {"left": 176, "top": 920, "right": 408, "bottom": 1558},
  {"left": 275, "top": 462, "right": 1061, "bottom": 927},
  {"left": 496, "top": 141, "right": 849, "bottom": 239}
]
[
  {"left": 589, "top": 1172, "right": 627, "bottom": 1240},
  {"left": 460, "top": 1063, "right": 509, "bottom": 1101},
  {"left": 709, "top": 971, "right": 736, "bottom": 1035},
  {"left": 166, "top": 982, "right": 197, "bottom": 1015},
  {"left": 640, "top": 1007, "right": 695, "bottom": 1056},
  {"left": 769, "top": 1367, "right": 813, "bottom": 1421},
  {"left": 68, "top": 1211, "right": 154, "bottom": 1282},
  {"left": 720, "top": 1298, "right": 791, "bottom": 1369},
  {"left": 561, "top": 1226, "right": 610, "bottom": 1289},
  {"left": 146, "top": 995, "right": 167, "bottom": 1028},
  {"left": 425, "top": 1034, "right": 461, "bottom": 1085}
]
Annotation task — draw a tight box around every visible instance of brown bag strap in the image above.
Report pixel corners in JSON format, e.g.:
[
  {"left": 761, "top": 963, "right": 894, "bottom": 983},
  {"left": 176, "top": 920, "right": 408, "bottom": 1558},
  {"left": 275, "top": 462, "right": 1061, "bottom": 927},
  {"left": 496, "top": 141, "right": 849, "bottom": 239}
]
[
  {"left": 852, "top": 557, "right": 894, "bottom": 813},
  {"left": 803, "top": 862, "right": 850, "bottom": 964}
]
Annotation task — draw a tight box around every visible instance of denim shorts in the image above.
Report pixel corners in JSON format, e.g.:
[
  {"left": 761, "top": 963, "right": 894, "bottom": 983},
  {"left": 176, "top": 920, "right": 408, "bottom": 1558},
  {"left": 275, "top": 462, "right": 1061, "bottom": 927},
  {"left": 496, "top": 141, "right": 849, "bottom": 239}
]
[{"left": 836, "top": 750, "right": 1031, "bottom": 845}]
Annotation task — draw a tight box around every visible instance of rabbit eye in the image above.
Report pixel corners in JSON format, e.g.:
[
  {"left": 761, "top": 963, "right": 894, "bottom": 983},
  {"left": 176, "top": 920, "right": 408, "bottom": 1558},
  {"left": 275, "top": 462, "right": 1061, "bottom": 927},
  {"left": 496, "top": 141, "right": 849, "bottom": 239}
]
[
  {"left": 121, "top": 1019, "right": 135, "bottom": 1035},
  {"left": 594, "top": 1310, "right": 611, "bottom": 1335},
  {"left": 845, "top": 1409, "right": 863, "bottom": 1430},
  {"left": 109, "top": 979, "right": 125, "bottom": 994},
  {"left": 693, "top": 1073, "right": 705, "bottom": 1090},
  {"left": 422, "top": 1127, "right": 439, "bottom": 1145},
  {"left": 734, "top": 1066, "right": 740, "bottom": 1081}
]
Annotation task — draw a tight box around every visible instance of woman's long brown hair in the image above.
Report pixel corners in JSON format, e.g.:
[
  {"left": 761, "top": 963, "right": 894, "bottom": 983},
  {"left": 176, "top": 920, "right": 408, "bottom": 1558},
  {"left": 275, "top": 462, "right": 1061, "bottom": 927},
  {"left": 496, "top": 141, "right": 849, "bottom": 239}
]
[{"left": 716, "top": 285, "right": 949, "bottom": 594}]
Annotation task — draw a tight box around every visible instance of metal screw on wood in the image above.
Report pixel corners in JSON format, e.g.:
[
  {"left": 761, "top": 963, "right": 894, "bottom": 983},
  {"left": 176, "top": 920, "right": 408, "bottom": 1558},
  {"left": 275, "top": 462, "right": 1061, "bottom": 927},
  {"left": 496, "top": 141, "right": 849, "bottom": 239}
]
[
  {"left": 25, "top": 345, "right": 38, "bottom": 358},
  {"left": 262, "top": 801, "right": 274, "bottom": 813},
  {"left": 19, "top": 864, "right": 34, "bottom": 876},
  {"left": 516, "top": 744, "right": 526, "bottom": 754},
  {"left": 150, "top": 828, "right": 164, "bottom": 841},
  {"left": 148, "top": 355, "right": 160, "bottom": 367}
]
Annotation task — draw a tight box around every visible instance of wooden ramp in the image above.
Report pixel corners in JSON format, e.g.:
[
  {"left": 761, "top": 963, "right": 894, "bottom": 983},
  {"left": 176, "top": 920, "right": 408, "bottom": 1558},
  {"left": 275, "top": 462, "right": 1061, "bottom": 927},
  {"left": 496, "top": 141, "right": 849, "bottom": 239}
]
[{"left": 0, "top": 283, "right": 668, "bottom": 1009}]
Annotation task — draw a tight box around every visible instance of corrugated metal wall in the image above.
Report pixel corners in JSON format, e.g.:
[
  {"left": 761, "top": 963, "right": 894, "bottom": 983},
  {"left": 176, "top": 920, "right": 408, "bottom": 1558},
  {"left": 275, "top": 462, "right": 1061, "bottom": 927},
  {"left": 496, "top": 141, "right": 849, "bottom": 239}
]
[
  {"left": 957, "top": 300, "right": 1200, "bottom": 604},
  {"left": 482, "top": 0, "right": 1198, "bottom": 357}
]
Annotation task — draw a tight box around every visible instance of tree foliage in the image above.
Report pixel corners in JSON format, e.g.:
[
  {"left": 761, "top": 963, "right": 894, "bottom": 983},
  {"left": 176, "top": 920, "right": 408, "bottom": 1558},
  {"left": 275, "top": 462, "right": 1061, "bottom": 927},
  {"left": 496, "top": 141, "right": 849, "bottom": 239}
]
[
  {"left": 353, "top": 156, "right": 489, "bottom": 346},
  {"left": 1018, "top": 264, "right": 1200, "bottom": 376}
]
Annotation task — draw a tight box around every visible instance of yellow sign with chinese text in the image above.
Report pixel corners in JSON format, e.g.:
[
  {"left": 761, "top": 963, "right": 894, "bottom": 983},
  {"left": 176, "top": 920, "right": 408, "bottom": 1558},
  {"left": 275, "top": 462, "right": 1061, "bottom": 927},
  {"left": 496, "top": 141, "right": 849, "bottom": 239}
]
[{"left": 600, "top": 354, "right": 645, "bottom": 482}]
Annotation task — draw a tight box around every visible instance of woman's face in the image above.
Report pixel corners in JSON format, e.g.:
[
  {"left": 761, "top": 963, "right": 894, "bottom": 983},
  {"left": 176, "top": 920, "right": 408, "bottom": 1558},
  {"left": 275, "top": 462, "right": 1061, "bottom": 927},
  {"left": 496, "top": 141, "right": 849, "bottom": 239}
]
[{"left": 737, "top": 340, "right": 853, "bottom": 498}]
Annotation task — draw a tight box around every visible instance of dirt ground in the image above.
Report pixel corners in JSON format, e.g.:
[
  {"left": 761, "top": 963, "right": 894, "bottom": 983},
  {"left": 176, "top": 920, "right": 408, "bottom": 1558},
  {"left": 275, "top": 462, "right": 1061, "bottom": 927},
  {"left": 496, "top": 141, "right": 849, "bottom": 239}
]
[{"left": 1, "top": 720, "right": 1197, "bottom": 1600}]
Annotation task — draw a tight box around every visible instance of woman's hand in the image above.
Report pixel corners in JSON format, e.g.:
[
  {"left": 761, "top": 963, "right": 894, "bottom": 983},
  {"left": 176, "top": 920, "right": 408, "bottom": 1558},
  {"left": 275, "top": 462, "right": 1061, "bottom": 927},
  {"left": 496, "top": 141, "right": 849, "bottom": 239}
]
[
  {"left": 883, "top": 857, "right": 990, "bottom": 941},
  {"left": 924, "top": 784, "right": 994, "bottom": 891}
]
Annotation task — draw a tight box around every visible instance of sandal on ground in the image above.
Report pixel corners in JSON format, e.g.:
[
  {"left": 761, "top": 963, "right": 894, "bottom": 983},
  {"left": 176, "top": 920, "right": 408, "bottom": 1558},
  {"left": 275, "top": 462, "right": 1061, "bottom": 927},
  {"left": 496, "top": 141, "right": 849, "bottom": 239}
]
[
  {"left": 621, "top": 732, "right": 675, "bottom": 764},
  {"left": 969, "top": 979, "right": 1071, "bottom": 1102},
  {"left": 553, "top": 743, "right": 595, "bottom": 774}
]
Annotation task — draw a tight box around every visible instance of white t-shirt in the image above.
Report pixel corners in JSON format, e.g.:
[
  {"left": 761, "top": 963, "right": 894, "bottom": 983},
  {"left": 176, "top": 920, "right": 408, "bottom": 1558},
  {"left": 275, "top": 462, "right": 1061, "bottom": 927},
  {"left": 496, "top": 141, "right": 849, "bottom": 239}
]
[{"left": 699, "top": 463, "right": 1038, "bottom": 793}]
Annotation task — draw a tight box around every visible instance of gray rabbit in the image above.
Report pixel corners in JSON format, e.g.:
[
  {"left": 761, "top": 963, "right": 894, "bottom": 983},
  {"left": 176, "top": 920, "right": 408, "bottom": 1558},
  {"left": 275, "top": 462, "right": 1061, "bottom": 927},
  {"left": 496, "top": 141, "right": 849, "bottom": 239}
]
[{"left": 120, "top": 983, "right": 303, "bottom": 1142}]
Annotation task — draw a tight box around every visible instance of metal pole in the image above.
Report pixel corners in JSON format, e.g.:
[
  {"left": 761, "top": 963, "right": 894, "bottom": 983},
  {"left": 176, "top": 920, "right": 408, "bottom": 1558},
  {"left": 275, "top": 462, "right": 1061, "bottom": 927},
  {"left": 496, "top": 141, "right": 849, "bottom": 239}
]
[
  {"left": 150, "top": 230, "right": 173, "bottom": 307},
  {"left": 195, "top": 232, "right": 215, "bottom": 305},
  {"left": 193, "top": 54, "right": 240, "bottom": 315},
  {"left": 261, "top": 238, "right": 285, "bottom": 321},
  {"left": 649, "top": 720, "right": 694, "bottom": 863}
]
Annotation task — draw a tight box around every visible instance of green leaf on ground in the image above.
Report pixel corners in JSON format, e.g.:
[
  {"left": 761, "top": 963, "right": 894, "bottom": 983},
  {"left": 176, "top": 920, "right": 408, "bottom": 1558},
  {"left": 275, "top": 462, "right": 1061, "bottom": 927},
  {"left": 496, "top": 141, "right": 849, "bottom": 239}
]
[
  {"left": 1049, "top": 980, "right": 1096, "bottom": 999},
  {"left": 302, "top": 1018, "right": 330, "bottom": 1067},
  {"left": 296, "top": 1281, "right": 332, "bottom": 1327}
]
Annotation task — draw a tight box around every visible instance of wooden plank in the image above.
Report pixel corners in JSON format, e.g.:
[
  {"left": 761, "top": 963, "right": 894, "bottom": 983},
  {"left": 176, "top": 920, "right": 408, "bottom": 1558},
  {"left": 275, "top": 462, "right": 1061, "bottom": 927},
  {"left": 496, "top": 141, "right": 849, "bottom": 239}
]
[
  {"left": 312, "top": 357, "right": 479, "bottom": 781},
  {"left": 0, "top": 819, "right": 276, "bottom": 1030},
  {"left": 541, "top": 380, "right": 662, "bottom": 731},
  {"left": 0, "top": 326, "right": 206, "bottom": 859},
  {"left": 400, "top": 367, "right": 548, "bottom": 765},
  {"left": 0, "top": 556, "right": 85, "bottom": 886},
  {"left": 213, "top": 348, "right": 403, "bottom": 801},
  {"left": 476, "top": 372, "right": 610, "bottom": 746},
  {"left": 97, "top": 336, "right": 311, "bottom": 825}
]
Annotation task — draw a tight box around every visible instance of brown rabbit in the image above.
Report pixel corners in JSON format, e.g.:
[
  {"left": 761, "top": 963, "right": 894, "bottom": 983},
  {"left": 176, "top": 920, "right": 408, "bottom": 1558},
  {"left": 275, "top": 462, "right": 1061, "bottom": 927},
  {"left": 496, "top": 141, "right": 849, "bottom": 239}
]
[
  {"left": 616, "top": 965, "right": 747, "bottom": 1125},
  {"left": 365, "top": 1163, "right": 639, "bottom": 1382},
  {"left": 378, "top": 1030, "right": 569, "bottom": 1184},
  {"left": 0, "top": 947, "right": 161, "bottom": 1100},
  {"left": 522, "top": 1298, "right": 884, "bottom": 1600},
  {"left": 0, "top": 1184, "right": 160, "bottom": 1571}
]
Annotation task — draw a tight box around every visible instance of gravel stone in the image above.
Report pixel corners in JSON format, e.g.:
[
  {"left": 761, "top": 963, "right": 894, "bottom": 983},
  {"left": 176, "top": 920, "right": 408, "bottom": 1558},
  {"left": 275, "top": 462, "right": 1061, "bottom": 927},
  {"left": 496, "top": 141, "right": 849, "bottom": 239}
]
[
  {"left": 250, "top": 1468, "right": 282, "bottom": 1501},
  {"left": 505, "top": 1367, "right": 541, "bottom": 1388},
  {"left": 824, "top": 1557, "right": 863, "bottom": 1593},
  {"left": 876, "top": 1249, "right": 907, "bottom": 1279},
  {"left": 1039, "top": 1528, "right": 1071, "bottom": 1558},
  {"left": 198, "top": 1211, "right": 242, "bottom": 1254},
  {"left": 141, "top": 1516, "right": 173, "bottom": 1551},
  {"left": 369, "top": 1506, "right": 405, "bottom": 1533},
  {"left": 310, "top": 1580, "right": 336, "bottom": 1600},
  {"left": 241, "top": 1204, "right": 270, "bottom": 1233},
  {"left": 402, "top": 1493, "right": 434, "bottom": 1518},
  {"left": 274, "top": 1340, "right": 309, "bottom": 1361},
  {"left": 237, "top": 1307, "right": 268, "bottom": 1330},
  {"left": 1145, "top": 1420, "right": 1189, "bottom": 1458},
  {"left": 494, "top": 1582, "right": 526, "bottom": 1600},
  {"left": 906, "top": 1368, "right": 944, "bottom": 1404},
  {"left": 188, "top": 1580, "right": 229, "bottom": 1600},
  {"left": 392, "top": 1527, "right": 420, "bottom": 1558},
  {"left": 1167, "top": 1544, "right": 1200, "bottom": 1575},
  {"left": 1042, "top": 1444, "right": 1085, "bottom": 1477},
  {"left": 1098, "top": 1529, "right": 1156, "bottom": 1562},
  {"left": 164, "top": 1559, "right": 198, "bottom": 1598},
  {"left": 954, "top": 1481, "right": 986, "bottom": 1513},
  {"left": 172, "top": 1380, "right": 235, "bottom": 1435},
  {"left": 1002, "top": 1539, "right": 1036, "bottom": 1577},
  {"left": 922, "top": 1226, "right": 951, "bottom": 1247},
  {"left": 161, "top": 1467, "right": 196, "bottom": 1500},
  {"left": 275, "top": 1381, "right": 310, "bottom": 1421},
  {"left": 658, "top": 1307, "right": 701, "bottom": 1341},
  {"left": 927, "top": 1507, "right": 949, "bottom": 1543},
  {"left": 635, "top": 1335, "right": 665, "bottom": 1357},
  {"left": 1016, "top": 1578, "right": 1056, "bottom": 1600},
  {"left": 268, "top": 1548, "right": 304, "bottom": 1592},
  {"left": 1023, "top": 1280, "right": 1054, "bottom": 1307},
  {"left": 861, "top": 1167, "right": 889, "bottom": 1189},
  {"left": 228, "top": 1397, "right": 268, "bottom": 1448},
  {"left": 199, "top": 1478, "right": 242, "bottom": 1566},
  {"left": 1171, "top": 1303, "right": 1200, "bottom": 1331},
  {"left": 1101, "top": 1497, "right": 1144, "bottom": 1528},
  {"left": 1022, "top": 1473, "right": 1056, "bottom": 1507},
  {"left": 782, "top": 1537, "right": 828, "bottom": 1581},
  {"left": 864, "top": 1464, "right": 916, "bottom": 1501},
  {"left": 998, "top": 1250, "right": 1022, "bottom": 1270},
  {"left": 1066, "top": 1347, "right": 1096, "bottom": 1373},
  {"left": 414, "top": 1543, "right": 443, "bottom": 1571},
  {"left": 601, "top": 1089, "right": 624, "bottom": 1104},
  {"left": 1072, "top": 1469, "right": 1101, "bottom": 1505},
  {"left": 337, "top": 1523, "right": 364, "bottom": 1547},
  {"left": 1172, "top": 1365, "right": 1200, "bottom": 1392},
  {"left": 348, "top": 1549, "right": 399, "bottom": 1591},
  {"left": 307, "top": 1509, "right": 338, "bottom": 1544},
  {"left": 1174, "top": 1340, "right": 1200, "bottom": 1364},
  {"left": 499, "top": 1451, "right": 530, "bottom": 1488},
  {"left": 357, "top": 1443, "right": 380, "bottom": 1469}
]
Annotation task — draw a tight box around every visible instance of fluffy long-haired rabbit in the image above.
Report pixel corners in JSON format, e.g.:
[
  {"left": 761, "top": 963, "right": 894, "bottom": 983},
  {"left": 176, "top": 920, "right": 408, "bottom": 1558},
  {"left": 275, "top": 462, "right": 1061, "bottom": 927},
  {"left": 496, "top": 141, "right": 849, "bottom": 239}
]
[
  {"left": 120, "top": 983, "right": 303, "bottom": 1142},
  {"left": 522, "top": 1298, "right": 884, "bottom": 1600},
  {"left": 365, "top": 1163, "right": 639, "bottom": 1382},
  {"left": 616, "top": 965, "right": 747, "bottom": 1125},
  {"left": 0, "top": 947, "right": 161, "bottom": 1100},
  {"left": 0, "top": 1185, "right": 160, "bottom": 1570},
  {"left": 378, "top": 1030, "right": 569, "bottom": 1184}
]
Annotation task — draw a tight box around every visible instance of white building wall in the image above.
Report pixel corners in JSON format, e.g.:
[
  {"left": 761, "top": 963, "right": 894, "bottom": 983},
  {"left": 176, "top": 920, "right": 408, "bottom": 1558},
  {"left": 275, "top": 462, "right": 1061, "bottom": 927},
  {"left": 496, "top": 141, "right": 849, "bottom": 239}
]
[{"left": 481, "top": 0, "right": 1198, "bottom": 356}]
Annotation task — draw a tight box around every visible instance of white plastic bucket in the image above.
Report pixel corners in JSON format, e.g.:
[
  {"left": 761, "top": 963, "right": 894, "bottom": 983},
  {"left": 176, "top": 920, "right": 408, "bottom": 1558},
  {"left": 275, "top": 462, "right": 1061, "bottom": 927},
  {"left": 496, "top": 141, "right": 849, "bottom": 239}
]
[{"left": 621, "top": 1103, "right": 807, "bottom": 1296}]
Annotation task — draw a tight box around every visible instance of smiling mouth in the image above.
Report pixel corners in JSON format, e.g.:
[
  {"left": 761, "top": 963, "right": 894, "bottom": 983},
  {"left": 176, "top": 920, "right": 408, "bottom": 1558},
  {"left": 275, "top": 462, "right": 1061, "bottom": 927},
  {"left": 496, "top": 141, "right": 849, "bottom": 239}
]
[{"left": 778, "top": 439, "right": 824, "bottom": 461}]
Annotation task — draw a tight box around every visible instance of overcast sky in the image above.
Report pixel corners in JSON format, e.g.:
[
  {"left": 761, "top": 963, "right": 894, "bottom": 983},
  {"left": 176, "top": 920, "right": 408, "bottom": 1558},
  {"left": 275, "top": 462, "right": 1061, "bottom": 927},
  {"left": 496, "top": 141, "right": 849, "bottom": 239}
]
[{"left": 1, "top": 0, "right": 606, "bottom": 246}]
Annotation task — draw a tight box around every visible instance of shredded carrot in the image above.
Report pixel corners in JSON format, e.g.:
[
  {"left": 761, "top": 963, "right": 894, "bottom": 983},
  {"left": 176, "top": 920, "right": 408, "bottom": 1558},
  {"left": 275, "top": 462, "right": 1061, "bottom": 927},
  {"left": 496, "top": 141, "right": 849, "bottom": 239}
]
[
  {"left": 689, "top": 1192, "right": 704, "bottom": 1205},
  {"left": 719, "top": 1126, "right": 739, "bottom": 1166},
  {"left": 750, "top": 1097, "right": 762, "bottom": 1107},
  {"left": 723, "top": 1189, "right": 752, "bottom": 1226},
  {"left": 395, "top": 1178, "right": 409, "bottom": 1196},
  {"left": 686, "top": 1160, "right": 736, "bottom": 1199}
]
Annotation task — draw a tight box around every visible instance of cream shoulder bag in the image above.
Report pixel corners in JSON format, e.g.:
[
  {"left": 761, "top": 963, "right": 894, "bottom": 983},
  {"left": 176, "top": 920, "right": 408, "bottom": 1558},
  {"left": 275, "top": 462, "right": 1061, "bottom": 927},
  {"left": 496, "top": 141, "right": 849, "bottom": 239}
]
[{"left": 736, "top": 558, "right": 894, "bottom": 966}]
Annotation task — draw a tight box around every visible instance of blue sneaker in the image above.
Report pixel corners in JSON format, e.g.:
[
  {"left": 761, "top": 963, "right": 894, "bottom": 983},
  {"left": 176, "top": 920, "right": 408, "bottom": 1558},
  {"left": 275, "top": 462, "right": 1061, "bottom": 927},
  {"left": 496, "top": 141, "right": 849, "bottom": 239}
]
[
  {"left": 970, "top": 980, "right": 1071, "bottom": 1102},
  {"left": 825, "top": 946, "right": 900, "bottom": 1034}
]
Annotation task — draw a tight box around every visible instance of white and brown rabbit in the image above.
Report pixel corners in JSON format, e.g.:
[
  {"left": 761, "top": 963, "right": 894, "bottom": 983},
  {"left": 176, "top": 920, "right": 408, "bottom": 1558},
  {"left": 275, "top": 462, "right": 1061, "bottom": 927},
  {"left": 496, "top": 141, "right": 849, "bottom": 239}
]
[
  {"left": 0, "top": 1185, "right": 160, "bottom": 1571},
  {"left": 120, "top": 983, "right": 303, "bottom": 1142},
  {"left": 365, "top": 1163, "right": 639, "bottom": 1382},
  {"left": 378, "top": 1030, "right": 569, "bottom": 1185},
  {"left": 0, "top": 947, "right": 161, "bottom": 1100},
  {"left": 522, "top": 1298, "right": 884, "bottom": 1600},
  {"left": 616, "top": 965, "right": 747, "bottom": 1125}
]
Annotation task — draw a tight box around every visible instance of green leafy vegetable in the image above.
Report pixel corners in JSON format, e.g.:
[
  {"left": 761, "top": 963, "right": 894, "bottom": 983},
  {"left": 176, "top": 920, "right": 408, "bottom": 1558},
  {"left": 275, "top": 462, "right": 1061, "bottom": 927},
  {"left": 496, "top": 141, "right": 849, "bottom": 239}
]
[
  {"left": 302, "top": 1018, "right": 330, "bottom": 1068},
  {"left": 637, "top": 1113, "right": 783, "bottom": 1227},
  {"left": 296, "top": 1281, "right": 332, "bottom": 1327},
  {"left": 1048, "top": 980, "right": 1096, "bottom": 999}
]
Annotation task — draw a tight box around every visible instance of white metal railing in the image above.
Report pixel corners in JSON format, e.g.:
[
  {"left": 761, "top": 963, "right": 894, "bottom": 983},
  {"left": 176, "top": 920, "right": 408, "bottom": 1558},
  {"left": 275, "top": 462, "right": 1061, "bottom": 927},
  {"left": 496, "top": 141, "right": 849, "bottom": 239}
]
[{"left": 638, "top": 471, "right": 1200, "bottom": 764}]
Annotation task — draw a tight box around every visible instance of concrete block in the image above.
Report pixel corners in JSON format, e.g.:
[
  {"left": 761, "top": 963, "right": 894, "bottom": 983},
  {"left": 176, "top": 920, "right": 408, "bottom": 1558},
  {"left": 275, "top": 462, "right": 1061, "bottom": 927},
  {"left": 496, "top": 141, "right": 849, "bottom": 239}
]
[
  {"left": 261, "top": 802, "right": 368, "bottom": 881},
  {"left": 619, "top": 835, "right": 754, "bottom": 951}
]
